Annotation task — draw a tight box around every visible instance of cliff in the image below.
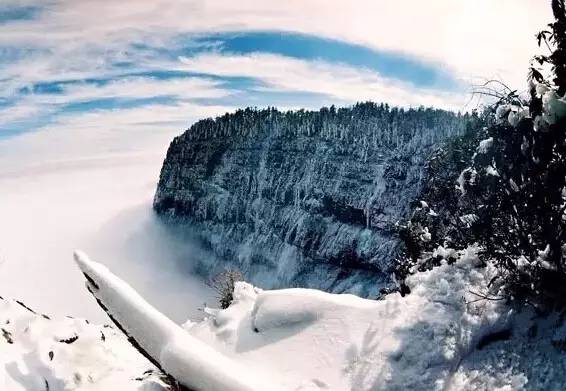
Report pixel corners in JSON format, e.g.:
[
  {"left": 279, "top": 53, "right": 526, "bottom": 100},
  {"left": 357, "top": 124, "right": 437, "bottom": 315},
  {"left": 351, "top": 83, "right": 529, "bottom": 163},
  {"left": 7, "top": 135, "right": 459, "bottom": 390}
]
[{"left": 153, "top": 103, "right": 470, "bottom": 296}]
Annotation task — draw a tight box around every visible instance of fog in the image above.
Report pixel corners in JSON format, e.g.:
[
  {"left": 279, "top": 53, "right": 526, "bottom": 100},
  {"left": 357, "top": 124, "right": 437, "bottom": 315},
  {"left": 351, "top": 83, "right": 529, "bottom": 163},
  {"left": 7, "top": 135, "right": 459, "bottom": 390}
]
[{"left": 0, "top": 128, "right": 214, "bottom": 324}]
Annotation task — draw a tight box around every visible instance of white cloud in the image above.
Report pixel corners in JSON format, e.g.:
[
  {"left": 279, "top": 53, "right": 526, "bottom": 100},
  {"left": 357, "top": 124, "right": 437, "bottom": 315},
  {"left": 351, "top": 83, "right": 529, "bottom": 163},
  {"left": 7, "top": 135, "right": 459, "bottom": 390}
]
[
  {"left": 0, "top": 45, "right": 175, "bottom": 98},
  {"left": 47, "top": 101, "right": 232, "bottom": 134},
  {"left": 0, "top": 0, "right": 552, "bottom": 89},
  {"left": 0, "top": 75, "right": 232, "bottom": 129},
  {"left": 0, "top": 118, "right": 216, "bottom": 323},
  {"left": 179, "top": 53, "right": 468, "bottom": 110},
  {"left": 0, "top": 101, "right": 46, "bottom": 124},
  {"left": 58, "top": 76, "right": 228, "bottom": 101},
  {"left": 34, "top": 101, "right": 231, "bottom": 151},
  {"left": 0, "top": 0, "right": 554, "bottom": 140}
]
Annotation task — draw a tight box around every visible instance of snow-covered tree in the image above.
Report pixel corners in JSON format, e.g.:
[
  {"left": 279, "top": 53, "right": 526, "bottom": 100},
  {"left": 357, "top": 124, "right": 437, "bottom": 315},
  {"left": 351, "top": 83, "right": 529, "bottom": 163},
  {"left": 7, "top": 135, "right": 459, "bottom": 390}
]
[{"left": 398, "top": 0, "right": 566, "bottom": 307}]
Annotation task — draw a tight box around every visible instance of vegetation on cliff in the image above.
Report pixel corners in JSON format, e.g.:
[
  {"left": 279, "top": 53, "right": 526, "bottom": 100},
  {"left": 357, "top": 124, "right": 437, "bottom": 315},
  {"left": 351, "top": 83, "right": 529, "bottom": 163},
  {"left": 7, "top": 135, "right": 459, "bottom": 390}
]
[{"left": 398, "top": 0, "right": 566, "bottom": 309}]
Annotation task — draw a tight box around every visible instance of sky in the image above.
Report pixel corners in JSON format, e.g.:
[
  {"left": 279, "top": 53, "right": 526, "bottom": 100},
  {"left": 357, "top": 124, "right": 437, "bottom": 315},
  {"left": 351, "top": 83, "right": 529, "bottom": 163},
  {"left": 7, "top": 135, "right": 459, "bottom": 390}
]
[{"left": 0, "top": 0, "right": 553, "bottom": 139}]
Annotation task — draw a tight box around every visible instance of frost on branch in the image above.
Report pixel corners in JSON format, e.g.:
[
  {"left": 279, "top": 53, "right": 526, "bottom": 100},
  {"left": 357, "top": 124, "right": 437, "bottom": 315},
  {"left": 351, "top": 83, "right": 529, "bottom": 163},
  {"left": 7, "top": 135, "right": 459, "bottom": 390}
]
[{"left": 396, "top": 1, "right": 566, "bottom": 307}]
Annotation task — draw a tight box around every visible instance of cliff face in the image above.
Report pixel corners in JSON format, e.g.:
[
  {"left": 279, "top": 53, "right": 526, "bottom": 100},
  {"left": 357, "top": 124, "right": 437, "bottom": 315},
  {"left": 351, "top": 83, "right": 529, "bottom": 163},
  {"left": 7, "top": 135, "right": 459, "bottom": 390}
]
[{"left": 153, "top": 104, "right": 469, "bottom": 296}]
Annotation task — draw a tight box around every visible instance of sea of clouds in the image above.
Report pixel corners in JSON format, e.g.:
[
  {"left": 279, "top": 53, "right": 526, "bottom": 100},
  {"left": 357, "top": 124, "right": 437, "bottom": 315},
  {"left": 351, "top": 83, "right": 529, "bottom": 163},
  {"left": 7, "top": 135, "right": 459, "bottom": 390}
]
[{"left": 0, "top": 125, "right": 214, "bottom": 324}]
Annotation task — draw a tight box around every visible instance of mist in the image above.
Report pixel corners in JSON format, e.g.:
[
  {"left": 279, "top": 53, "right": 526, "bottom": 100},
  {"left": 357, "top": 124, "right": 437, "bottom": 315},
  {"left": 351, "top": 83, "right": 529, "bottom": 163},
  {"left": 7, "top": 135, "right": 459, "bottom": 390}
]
[{"left": 0, "top": 128, "right": 214, "bottom": 324}]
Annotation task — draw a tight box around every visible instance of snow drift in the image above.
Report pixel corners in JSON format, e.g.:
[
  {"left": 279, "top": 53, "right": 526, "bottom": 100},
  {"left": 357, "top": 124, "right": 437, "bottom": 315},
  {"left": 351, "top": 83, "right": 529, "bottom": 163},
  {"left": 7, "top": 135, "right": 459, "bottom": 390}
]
[{"left": 185, "top": 246, "right": 519, "bottom": 390}]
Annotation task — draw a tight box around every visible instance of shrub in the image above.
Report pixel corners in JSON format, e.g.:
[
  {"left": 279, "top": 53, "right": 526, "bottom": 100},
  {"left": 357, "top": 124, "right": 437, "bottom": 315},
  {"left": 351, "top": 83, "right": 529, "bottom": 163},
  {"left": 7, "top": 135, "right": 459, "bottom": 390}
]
[
  {"left": 397, "top": 0, "right": 566, "bottom": 308},
  {"left": 208, "top": 269, "right": 244, "bottom": 309}
]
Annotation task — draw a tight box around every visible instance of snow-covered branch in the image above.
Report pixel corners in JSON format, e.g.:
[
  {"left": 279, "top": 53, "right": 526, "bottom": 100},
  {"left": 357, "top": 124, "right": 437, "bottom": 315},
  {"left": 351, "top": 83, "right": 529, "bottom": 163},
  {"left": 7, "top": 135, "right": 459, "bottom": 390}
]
[{"left": 74, "top": 251, "right": 281, "bottom": 391}]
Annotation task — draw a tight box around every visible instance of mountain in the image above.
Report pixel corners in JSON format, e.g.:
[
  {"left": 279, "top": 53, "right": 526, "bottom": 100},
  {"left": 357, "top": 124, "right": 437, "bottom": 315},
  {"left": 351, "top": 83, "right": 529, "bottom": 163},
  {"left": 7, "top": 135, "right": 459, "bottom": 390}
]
[{"left": 153, "top": 103, "right": 471, "bottom": 296}]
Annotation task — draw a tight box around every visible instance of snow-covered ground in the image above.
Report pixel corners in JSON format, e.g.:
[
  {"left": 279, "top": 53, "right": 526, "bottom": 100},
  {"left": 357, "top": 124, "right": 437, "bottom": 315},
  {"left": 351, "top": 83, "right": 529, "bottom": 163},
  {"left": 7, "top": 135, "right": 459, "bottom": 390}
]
[
  {"left": 0, "top": 295, "right": 167, "bottom": 390},
  {"left": 189, "top": 248, "right": 565, "bottom": 390},
  {"left": 186, "top": 246, "right": 521, "bottom": 390},
  {"left": 0, "top": 128, "right": 213, "bottom": 323},
  {"left": 6, "top": 247, "right": 555, "bottom": 390}
]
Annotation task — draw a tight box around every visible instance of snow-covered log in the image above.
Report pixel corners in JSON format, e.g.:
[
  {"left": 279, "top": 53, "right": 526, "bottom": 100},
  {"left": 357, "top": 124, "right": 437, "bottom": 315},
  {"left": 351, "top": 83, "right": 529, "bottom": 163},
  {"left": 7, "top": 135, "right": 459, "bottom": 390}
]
[{"left": 74, "top": 251, "right": 282, "bottom": 391}]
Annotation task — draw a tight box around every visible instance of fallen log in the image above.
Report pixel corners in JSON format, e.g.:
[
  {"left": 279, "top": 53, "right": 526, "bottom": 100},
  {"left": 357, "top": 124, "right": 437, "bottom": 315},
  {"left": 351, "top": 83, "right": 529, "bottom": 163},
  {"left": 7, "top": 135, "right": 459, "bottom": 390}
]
[{"left": 74, "top": 251, "right": 281, "bottom": 391}]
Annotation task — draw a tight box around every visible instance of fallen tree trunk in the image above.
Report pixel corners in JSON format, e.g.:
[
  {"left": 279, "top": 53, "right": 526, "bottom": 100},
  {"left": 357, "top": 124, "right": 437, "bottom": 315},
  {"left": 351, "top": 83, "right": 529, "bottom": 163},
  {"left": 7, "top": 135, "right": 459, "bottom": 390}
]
[{"left": 74, "top": 251, "right": 281, "bottom": 391}]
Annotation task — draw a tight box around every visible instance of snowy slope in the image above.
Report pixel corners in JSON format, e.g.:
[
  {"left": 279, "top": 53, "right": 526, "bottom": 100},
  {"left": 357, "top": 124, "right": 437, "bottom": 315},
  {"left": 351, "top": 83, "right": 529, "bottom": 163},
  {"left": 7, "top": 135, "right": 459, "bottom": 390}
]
[
  {"left": 74, "top": 251, "right": 281, "bottom": 391},
  {"left": 76, "top": 248, "right": 566, "bottom": 390},
  {"left": 185, "top": 246, "right": 566, "bottom": 390},
  {"left": 0, "top": 296, "right": 167, "bottom": 390},
  {"left": 4, "top": 247, "right": 566, "bottom": 390},
  {"left": 186, "top": 246, "right": 521, "bottom": 390}
]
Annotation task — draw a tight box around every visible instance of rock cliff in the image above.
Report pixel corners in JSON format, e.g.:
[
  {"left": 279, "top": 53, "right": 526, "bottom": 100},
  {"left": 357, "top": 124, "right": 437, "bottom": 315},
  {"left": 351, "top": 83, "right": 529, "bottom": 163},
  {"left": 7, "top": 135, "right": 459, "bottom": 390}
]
[{"left": 154, "top": 103, "right": 470, "bottom": 296}]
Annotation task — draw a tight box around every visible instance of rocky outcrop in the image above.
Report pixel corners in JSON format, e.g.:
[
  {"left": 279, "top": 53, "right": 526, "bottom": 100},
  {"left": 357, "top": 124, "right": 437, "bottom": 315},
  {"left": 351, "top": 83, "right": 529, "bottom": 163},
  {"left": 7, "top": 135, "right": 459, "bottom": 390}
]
[{"left": 153, "top": 104, "right": 469, "bottom": 296}]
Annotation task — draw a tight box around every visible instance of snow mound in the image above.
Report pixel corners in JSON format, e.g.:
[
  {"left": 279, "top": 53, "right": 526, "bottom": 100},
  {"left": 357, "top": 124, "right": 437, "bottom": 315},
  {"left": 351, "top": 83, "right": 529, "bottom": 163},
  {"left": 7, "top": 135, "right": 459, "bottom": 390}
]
[
  {"left": 186, "top": 246, "right": 524, "bottom": 390},
  {"left": 542, "top": 90, "right": 566, "bottom": 125},
  {"left": 477, "top": 137, "right": 493, "bottom": 154},
  {"left": 0, "top": 296, "right": 166, "bottom": 390}
]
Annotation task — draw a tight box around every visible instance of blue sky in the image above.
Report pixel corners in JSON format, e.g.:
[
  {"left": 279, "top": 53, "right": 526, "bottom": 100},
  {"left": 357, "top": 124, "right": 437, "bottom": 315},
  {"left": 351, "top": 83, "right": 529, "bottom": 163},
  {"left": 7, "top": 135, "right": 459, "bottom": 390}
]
[{"left": 0, "top": 0, "right": 551, "bottom": 138}]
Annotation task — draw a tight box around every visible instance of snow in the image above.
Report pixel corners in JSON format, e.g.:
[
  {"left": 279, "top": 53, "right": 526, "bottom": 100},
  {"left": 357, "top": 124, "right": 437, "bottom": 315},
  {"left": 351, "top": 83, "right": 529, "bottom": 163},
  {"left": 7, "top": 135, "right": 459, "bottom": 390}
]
[
  {"left": 494, "top": 103, "right": 530, "bottom": 127},
  {"left": 3, "top": 247, "right": 566, "bottom": 390},
  {"left": 535, "top": 83, "right": 550, "bottom": 97},
  {"left": 432, "top": 246, "right": 458, "bottom": 260},
  {"left": 542, "top": 90, "right": 566, "bottom": 125},
  {"left": 477, "top": 137, "right": 493, "bottom": 154},
  {"left": 509, "top": 178, "right": 519, "bottom": 192},
  {"left": 0, "top": 296, "right": 166, "bottom": 390},
  {"left": 486, "top": 164, "right": 499, "bottom": 176},
  {"left": 536, "top": 244, "right": 554, "bottom": 270},
  {"left": 460, "top": 213, "right": 479, "bottom": 227},
  {"left": 186, "top": 246, "right": 520, "bottom": 390},
  {"left": 496, "top": 104, "right": 511, "bottom": 122},
  {"left": 420, "top": 226, "right": 432, "bottom": 242},
  {"left": 67, "top": 247, "right": 566, "bottom": 390},
  {"left": 456, "top": 167, "right": 477, "bottom": 194},
  {"left": 74, "top": 251, "right": 280, "bottom": 391}
]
